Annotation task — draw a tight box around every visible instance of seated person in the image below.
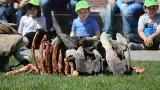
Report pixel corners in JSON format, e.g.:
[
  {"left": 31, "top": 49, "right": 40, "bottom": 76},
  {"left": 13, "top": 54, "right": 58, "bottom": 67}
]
[
  {"left": 120, "top": 0, "right": 144, "bottom": 43},
  {"left": 103, "top": 0, "right": 122, "bottom": 37},
  {"left": 18, "top": 0, "right": 46, "bottom": 48},
  {"left": 138, "top": 0, "right": 160, "bottom": 49},
  {"left": 0, "top": 0, "right": 16, "bottom": 23},
  {"left": 70, "top": 0, "right": 100, "bottom": 40},
  {"left": 69, "top": 0, "right": 78, "bottom": 19},
  {"left": 41, "top": 0, "right": 69, "bottom": 31}
]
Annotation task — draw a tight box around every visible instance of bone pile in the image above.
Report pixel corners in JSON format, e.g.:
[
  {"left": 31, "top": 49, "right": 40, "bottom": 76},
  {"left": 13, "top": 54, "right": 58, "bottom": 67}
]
[{"left": 6, "top": 32, "right": 79, "bottom": 76}]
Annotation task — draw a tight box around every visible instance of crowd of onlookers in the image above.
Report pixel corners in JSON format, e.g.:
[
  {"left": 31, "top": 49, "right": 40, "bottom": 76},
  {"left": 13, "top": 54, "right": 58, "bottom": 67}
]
[
  {"left": 0, "top": 0, "right": 77, "bottom": 27},
  {"left": 0, "top": 0, "right": 160, "bottom": 50}
]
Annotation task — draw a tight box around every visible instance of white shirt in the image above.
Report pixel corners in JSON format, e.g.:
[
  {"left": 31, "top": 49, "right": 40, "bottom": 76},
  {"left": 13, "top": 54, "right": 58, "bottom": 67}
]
[
  {"left": 138, "top": 13, "right": 160, "bottom": 31},
  {"left": 18, "top": 15, "right": 46, "bottom": 36}
]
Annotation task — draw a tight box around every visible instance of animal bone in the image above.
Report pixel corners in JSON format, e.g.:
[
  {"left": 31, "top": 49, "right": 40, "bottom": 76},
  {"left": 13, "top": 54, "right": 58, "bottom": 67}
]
[
  {"left": 58, "top": 49, "right": 63, "bottom": 74},
  {"left": 38, "top": 35, "right": 47, "bottom": 73},
  {"left": 45, "top": 42, "right": 52, "bottom": 73},
  {"left": 52, "top": 43, "right": 59, "bottom": 75},
  {"left": 64, "top": 58, "right": 69, "bottom": 75},
  {"left": 6, "top": 64, "right": 39, "bottom": 75},
  {"left": 31, "top": 31, "right": 39, "bottom": 68}
]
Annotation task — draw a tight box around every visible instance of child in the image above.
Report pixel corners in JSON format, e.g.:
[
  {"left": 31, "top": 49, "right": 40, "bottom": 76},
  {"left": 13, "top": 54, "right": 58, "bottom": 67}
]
[
  {"left": 70, "top": 0, "right": 100, "bottom": 40},
  {"left": 138, "top": 0, "right": 160, "bottom": 49},
  {"left": 18, "top": 0, "right": 46, "bottom": 48}
]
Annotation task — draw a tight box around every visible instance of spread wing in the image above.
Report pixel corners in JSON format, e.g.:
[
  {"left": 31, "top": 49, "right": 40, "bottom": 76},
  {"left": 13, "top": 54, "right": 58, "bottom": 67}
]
[{"left": 100, "top": 32, "right": 127, "bottom": 75}]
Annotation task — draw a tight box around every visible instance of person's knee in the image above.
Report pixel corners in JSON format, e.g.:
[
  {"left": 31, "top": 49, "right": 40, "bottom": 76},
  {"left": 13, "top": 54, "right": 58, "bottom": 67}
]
[
  {"left": 121, "top": 3, "right": 143, "bottom": 17},
  {"left": 122, "top": 8, "right": 133, "bottom": 17},
  {"left": 120, "top": 3, "right": 128, "bottom": 14}
]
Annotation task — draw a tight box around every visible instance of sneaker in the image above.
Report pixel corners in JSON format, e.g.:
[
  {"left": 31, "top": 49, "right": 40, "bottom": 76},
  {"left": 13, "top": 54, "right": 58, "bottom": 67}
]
[{"left": 128, "top": 42, "right": 145, "bottom": 50}]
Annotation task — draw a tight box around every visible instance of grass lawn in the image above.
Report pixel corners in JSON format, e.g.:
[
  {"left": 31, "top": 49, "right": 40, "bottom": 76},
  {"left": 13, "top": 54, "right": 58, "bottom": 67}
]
[{"left": 0, "top": 58, "right": 160, "bottom": 90}]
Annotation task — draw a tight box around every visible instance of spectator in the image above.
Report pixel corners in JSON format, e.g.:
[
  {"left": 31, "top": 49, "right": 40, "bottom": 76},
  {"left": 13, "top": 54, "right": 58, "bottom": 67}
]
[
  {"left": 103, "top": 0, "right": 122, "bottom": 38},
  {"left": 15, "top": 0, "right": 28, "bottom": 26},
  {"left": 138, "top": 0, "right": 160, "bottom": 49},
  {"left": 0, "top": 0, "right": 16, "bottom": 23},
  {"left": 41, "top": 0, "right": 69, "bottom": 31},
  {"left": 18, "top": 0, "right": 46, "bottom": 48},
  {"left": 120, "top": 0, "right": 144, "bottom": 43},
  {"left": 69, "top": 0, "right": 78, "bottom": 19},
  {"left": 70, "top": 0, "right": 100, "bottom": 40},
  {"left": 103, "top": 0, "right": 145, "bottom": 49}
]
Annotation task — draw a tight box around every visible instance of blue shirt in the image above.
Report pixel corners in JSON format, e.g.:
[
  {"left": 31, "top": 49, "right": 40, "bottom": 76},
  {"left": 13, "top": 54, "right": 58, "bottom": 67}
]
[{"left": 72, "top": 16, "right": 100, "bottom": 37}]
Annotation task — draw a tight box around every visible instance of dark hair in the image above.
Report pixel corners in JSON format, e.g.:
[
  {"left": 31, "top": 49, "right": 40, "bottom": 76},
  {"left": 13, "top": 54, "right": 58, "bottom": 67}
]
[{"left": 26, "top": 3, "right": 41, "bottom": 17}]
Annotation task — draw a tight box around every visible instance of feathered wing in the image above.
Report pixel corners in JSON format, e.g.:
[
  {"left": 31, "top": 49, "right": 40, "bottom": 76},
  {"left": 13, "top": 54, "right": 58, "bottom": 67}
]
[{"left": 100, "top": 32, "right": 126, "bottom": 75}]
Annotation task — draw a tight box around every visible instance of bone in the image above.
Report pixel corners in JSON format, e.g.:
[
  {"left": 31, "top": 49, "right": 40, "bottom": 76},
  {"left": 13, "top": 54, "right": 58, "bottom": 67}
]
[
  {"left": 31, "top": 31, "right": 39, "bottom": 67},
  {"left": 38, "top": 35, "right": 47, "bottom": 73},
  {"left": 58, "top": 49, "right": 63, "bottom": 74},
  {"left": 45, "top": 42, "right": 52, "bottom": 74},
  {"left": 52, "top": 43, "right": 59, "bottom": 75},
  {"left": 64, "top": 58, "right": 69, "bottom": 75}
]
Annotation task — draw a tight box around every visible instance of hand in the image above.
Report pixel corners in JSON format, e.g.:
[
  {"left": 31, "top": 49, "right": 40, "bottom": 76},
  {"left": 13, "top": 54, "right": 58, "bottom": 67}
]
[
  {"left": 147, "top": 36, "right": 153, "bottom": 46},
  {"left": 144, "top": 36, "right": 153, "bottom": 47},
  {"left": 143, "top": 37, "right": 148, "bottom": 47},
  {"left": 14, "top": 2, "right": 19, "bottom": 9}
]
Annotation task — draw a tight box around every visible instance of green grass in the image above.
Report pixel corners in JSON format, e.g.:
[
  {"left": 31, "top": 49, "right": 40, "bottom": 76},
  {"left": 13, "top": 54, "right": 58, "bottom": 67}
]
[{"left": 1, "top": 59, "right": 160, "bottom": 90}]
